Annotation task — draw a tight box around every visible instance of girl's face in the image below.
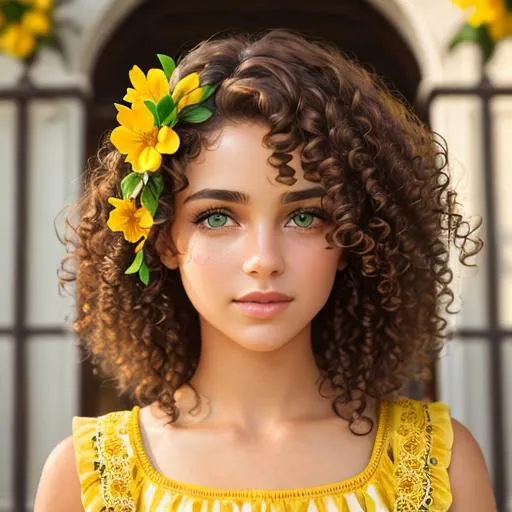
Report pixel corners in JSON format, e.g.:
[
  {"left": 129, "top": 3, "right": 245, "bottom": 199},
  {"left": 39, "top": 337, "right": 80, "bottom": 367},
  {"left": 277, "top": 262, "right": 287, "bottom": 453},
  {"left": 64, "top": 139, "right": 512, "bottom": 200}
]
[{"left": 161, "top": 122, "right": 343, "bottom": 352}]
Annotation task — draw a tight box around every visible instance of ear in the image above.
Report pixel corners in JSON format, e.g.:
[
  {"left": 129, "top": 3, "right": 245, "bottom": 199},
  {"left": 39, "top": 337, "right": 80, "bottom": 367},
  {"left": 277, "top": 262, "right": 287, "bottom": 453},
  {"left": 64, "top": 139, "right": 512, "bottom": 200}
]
[{"left": 155, "top": 230, "right": 179, "bottom": 270}]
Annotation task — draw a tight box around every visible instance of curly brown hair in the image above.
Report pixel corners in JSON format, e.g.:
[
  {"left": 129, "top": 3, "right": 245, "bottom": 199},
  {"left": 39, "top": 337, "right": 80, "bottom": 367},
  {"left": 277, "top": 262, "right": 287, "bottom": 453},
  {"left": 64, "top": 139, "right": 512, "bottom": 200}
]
[{"left": 59, "top": 29, "right": 483, "bottom": 434}]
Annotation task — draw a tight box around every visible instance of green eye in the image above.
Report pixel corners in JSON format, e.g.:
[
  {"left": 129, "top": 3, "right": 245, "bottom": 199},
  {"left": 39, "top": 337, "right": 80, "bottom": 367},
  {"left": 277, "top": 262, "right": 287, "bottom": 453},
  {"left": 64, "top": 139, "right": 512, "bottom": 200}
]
[
  {"left": 292, "top": 212, "right": 314, "bottom": 228},
  {"left": 206, "top": 213, "right": 228, "bottom": 228}
]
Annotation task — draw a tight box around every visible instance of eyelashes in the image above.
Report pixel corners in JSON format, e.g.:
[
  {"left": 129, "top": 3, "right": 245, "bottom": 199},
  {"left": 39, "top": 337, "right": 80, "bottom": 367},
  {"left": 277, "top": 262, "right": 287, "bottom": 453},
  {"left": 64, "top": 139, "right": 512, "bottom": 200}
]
[{"left": 190, "top": 205, "right": 330, "bottom": 231}]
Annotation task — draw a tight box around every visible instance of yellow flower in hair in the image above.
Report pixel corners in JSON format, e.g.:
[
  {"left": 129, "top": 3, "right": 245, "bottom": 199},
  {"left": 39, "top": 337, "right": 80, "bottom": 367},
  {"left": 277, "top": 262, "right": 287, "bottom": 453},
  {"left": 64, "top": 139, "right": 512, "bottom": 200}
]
[
  {"left": 110, "top": 102, "right": 180, "bottom": 173},
  {"left": 172, "top": 72, "right": 204, "bottom": 112},
  {"left": 107, "top": 197, "right": 153, "bottom": 251},
  {"left": 124, "top": 65, "right": 169, "bottom": 105},
  {"left": 0, "top": 24, "right": 36, "bottom": 59}
]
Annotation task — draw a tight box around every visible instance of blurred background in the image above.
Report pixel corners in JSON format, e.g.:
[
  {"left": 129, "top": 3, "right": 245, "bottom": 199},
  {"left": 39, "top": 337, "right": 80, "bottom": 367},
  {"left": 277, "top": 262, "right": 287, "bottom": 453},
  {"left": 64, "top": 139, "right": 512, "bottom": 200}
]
[{"left": 0, "top": 0, "right": 511, "bottom": 510}]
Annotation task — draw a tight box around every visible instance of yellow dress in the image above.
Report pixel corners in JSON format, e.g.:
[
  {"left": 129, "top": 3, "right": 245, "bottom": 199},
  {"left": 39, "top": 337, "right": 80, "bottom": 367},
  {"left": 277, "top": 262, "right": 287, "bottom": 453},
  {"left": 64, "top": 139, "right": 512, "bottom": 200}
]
[{"left": 72, "top": 397, "right": 453, "bottom": 512}]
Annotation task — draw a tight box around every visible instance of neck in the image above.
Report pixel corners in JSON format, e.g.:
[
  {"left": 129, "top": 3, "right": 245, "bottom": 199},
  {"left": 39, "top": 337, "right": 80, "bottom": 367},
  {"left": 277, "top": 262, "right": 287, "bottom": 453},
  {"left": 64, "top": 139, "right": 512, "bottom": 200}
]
[{"left": 182, "top": 321, "right": 336, "bottom": 431}]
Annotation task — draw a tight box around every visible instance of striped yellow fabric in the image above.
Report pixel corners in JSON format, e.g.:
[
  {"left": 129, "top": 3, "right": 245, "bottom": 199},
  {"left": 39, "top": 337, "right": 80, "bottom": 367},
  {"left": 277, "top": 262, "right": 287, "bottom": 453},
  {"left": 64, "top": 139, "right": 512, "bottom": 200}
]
[{"left": 71, "top": 397, "right": 453, "bottom": 512}]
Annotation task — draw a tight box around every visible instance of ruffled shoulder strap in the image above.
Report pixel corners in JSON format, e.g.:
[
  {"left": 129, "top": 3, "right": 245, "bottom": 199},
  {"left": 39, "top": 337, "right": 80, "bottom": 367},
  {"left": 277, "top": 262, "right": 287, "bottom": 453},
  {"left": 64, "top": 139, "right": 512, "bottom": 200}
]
[
  {"left": 72, "top": 408, "right": 144, "bottom": 511},
  {"left": 385, "top": 397, "right": 454, "bottom": 511}
]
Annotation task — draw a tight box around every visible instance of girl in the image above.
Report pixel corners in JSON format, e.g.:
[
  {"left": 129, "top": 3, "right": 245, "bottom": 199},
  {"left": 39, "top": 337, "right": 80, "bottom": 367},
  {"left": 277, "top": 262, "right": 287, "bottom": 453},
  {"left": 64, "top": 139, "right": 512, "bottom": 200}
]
[{"left": 35, "top": 29, "right": 496, "bottom": 511}]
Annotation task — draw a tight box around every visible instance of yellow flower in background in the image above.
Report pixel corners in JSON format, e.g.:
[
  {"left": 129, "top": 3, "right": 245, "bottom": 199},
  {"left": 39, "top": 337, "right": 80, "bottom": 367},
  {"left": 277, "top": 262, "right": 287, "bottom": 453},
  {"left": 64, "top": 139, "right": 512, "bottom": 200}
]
[
  {"left": 123, "top": 65, "right": 169, "bottom": 105},
  {"left": 453, "top": 0, "right": 500, "bottom": 25},
  {"left": 0, "top": 23, "right": 36, "bottom": 59},
  {"left": 21, "top": 9, "right": 51, "bottom": 36},
  {"left": 453, "top": 0, "right": 512, "bottom": 40},
  {"left": 107, "top": 198, "right": 153, "bottom": 251},
  {"left": 487, "top": 3, "right": 512, "bottom": 39},
  {"left": 110, "top": 102, "right": 180, "bottom": 173},
  {"left": 172, "top": 72, "right": 204, "bottom": 112},
  {"left": 20, "top": 0, "right": 53, "bottom": 9}
]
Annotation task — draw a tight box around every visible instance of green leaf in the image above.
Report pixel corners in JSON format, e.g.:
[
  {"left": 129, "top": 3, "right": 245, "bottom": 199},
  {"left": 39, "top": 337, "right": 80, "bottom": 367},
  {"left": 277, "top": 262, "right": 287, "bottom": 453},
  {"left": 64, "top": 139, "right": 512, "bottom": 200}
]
[
  {"left": 144, "top": 100, "right": 160, "bottom": 126},
  {"left": 506, "top": 0, "right": 512, "bottom": 12},
  {"left": 147, "top": 174, "right": 164, "bottom": 205},
  {"left": 141, "top": 186, "right": 158, "bottom": 217},
  {"left": 157, "top": 54, "right": 176, "bottom": 81},
  {"left": 200, "top": 85, "right": 217, "bottom": 102},
  {"left": 150, "top": 173, "right": 165, "bottom": 198},
  {"left": 3, "top": 3, "right": 26, "bottom": 22},
  {"left": 157, "top": 95, "right": 175, "bottom": 125},
  {"left": 125, "top": 250, "right": 144, "bottom": 274},
  {"left": 120, "top": 172, "right": 142, "bottom": 199},
  {"left": 448, "top": 23, "right": 496, "bottom": 63},
  {"left": 139, "top": 262, "right": 150, "bottom": 285},
  {"left": 162, "top": 107, "right": 178, "bottom": 127},
  {"left": 179, "top": 106, "right": 213, "bottom": 124}
]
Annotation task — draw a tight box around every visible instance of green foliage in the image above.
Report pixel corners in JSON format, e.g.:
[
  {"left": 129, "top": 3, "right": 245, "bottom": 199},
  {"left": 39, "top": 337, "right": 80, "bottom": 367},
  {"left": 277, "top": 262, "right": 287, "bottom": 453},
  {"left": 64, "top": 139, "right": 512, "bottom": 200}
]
[
  {"left": 140, "top": 173, "right": 164, "bottom": 217},
  {"left": 125, "top": 250, "right": 144, "bottom": 274},
  {"left": 157, "top": 95, "right": 177, "bottom": 127},
  {"left": 120, "top": 172, "right": 142, "bottom": 199},
  {"left": 1, "top": 3, "right": 28, "bottom": 22},
  {"left": 157, "top": 54, "right": 176, "bottom": 80},
  {"left": 180, "top": 105, "right": 213, "bottom": 123},
  {"left": 448, "top": 22, "right": 496, "bottom": 62},
  {"left": 144, "top": 100, "right": 160, "bottom": 126},
  {"left": 139, "top": 262, "right": 150, "bottom": 285}
]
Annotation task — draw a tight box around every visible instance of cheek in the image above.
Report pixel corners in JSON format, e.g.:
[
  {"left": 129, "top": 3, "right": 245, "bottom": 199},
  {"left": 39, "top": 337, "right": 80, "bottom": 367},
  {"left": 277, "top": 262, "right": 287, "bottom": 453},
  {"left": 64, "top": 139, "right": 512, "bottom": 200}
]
[
  {"left": 294, "top": 247, "right": 340, "bottom": 281},
  {"left": 178, "top": 235, "right": 237, "bottom": 272}
]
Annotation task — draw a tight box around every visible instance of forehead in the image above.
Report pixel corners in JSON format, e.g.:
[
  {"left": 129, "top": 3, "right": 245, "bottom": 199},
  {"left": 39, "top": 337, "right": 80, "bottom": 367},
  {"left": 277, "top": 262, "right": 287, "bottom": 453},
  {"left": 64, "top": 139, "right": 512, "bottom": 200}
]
[{"left": 180, "top": 122, "right": 316, "bottom": 195}]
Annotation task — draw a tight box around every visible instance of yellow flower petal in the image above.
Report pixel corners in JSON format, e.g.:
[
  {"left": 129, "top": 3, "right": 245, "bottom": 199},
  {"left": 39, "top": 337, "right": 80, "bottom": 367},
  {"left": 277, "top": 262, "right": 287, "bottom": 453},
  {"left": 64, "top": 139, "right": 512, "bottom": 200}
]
[
  {"left": 123, "top": 66, "right": 169, "bottom": 105},
  {"left": 135, "top": 238, "right": 146, "bottom": 253},
  {"left": 123, "top": 88, "right": 139, "bottom": 104},
  {"left": 107, "top": 198, "right": 153, "bottom": 244},
  {"left": 172, "top": 73, "right": 200, "bottom": 104},
  {"left": 131, "top": 101, "right": 156, "bottom": 132},
  {"left": 22, "top": 10, "right": 51, "bottom": 36},
  {"left": 114, "top": 103, "right": 137, "bottom": 130},
  {"left": 135, "top": 147, "right": 162, "bottom": 172},
  {"left": 108, "top": 196, "right": 133, "bottom": 211},
  {"left": 147, "top": 68, "right": 170, "bottom": 103},
  {"left": 177, "top": 88, "right": 204, "bottom": 112},
  {"left": 155, "top": 126, "right": 180, "bottom": 154},
  {"left": 124, "top": 220, "right": 145, "bottom": 243},
  {"left": 0, "top": 24, "right": 36, "bottom": 59},
  {"left": 129, "top": 65, "right": 147, "bottom": 92},
  {"left": 110, "top": 125, "right": 137, "bottom": 154},
  {"left": 107, "top": 199, "right": 135, "bottom": 232},
  {"left": 135, "top": 207, "right": 154, "bottom": 229}
]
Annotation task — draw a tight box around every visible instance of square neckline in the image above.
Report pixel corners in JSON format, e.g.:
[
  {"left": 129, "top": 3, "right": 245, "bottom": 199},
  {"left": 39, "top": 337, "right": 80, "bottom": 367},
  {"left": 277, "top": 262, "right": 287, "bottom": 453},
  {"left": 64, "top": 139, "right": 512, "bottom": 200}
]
[{"left": 127, "top": 399, "right": 391, "bottom": 499}]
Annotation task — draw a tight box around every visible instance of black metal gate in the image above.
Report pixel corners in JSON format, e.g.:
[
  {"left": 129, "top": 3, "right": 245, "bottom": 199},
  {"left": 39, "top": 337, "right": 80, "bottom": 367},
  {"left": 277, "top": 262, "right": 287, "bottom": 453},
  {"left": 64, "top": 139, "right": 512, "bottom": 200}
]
[
  {"left": 0, "top": 68, "right": 87, "bottom": 512},
  {"left": 422, "top": 75, "right": 512, "bottom": 512}
]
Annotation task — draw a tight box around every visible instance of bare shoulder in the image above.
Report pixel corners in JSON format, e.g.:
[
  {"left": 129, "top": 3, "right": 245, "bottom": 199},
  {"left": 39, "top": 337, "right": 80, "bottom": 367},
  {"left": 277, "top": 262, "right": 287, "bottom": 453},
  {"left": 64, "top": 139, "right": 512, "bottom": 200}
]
[
  {"left": 33, "top": 435, "right": 84, "bottom": 512},
  {"left": 448, "top": 418, "right": 497, "bottom": 511}
]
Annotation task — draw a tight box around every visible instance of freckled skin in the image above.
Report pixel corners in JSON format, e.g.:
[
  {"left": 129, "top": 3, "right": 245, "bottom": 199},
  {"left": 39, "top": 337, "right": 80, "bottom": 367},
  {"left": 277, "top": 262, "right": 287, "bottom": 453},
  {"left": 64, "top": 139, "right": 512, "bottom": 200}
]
[{"left": 159, "top": 121, "right": 343, "bottom": 354}]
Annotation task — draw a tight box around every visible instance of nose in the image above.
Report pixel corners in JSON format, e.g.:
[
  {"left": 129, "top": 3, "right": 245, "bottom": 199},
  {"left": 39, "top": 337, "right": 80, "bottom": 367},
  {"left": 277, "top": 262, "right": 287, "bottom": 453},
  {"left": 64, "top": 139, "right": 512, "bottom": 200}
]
[{"left": 242, "top": 224, "right": 285, "bottom": 278}]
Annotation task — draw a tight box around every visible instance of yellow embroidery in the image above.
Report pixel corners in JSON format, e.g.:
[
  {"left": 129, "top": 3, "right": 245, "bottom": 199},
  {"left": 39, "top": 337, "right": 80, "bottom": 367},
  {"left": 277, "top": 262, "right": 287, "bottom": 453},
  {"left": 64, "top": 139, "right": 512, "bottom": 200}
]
[
  {"left": 393, "top": 401, "right": 434, "bottom": 511},
  {"left": 94, "top": 411, "right": 138, "bottom": 511}
]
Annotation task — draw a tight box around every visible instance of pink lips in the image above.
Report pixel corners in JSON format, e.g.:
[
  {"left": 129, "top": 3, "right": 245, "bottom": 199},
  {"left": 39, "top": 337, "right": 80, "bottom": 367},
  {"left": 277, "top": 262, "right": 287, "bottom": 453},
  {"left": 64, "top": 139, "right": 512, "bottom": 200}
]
[{"left": 233, "top": 290, "right": 293, "bottom": 319}]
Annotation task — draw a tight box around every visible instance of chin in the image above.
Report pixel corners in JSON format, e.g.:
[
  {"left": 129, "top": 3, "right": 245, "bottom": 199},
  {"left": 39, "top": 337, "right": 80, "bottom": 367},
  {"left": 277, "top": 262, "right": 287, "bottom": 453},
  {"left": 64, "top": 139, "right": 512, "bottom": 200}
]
[{"left": 228, "top": 328, "right": 303, "bottom": 353}]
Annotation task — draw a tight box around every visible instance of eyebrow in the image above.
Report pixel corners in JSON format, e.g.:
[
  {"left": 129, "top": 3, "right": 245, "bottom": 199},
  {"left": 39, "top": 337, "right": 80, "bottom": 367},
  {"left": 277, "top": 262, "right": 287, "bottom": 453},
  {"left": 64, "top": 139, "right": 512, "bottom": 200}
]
[{"left": 183, "top": 186, "right": 327, "bottom": 205}]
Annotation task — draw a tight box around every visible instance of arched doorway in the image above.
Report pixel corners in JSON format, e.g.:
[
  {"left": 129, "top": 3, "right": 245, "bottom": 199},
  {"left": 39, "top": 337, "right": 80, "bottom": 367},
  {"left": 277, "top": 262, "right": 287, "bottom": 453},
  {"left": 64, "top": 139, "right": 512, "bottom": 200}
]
[{"left": 83, "top": 0, "right": 424, "bottom": 416}]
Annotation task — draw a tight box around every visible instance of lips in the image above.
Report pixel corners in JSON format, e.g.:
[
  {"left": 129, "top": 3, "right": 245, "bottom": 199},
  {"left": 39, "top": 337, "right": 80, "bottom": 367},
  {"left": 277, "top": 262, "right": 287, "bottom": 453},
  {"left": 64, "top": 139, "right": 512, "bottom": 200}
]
[{"left": 234, "top": 290, "right": 293, "bottom": 303}]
